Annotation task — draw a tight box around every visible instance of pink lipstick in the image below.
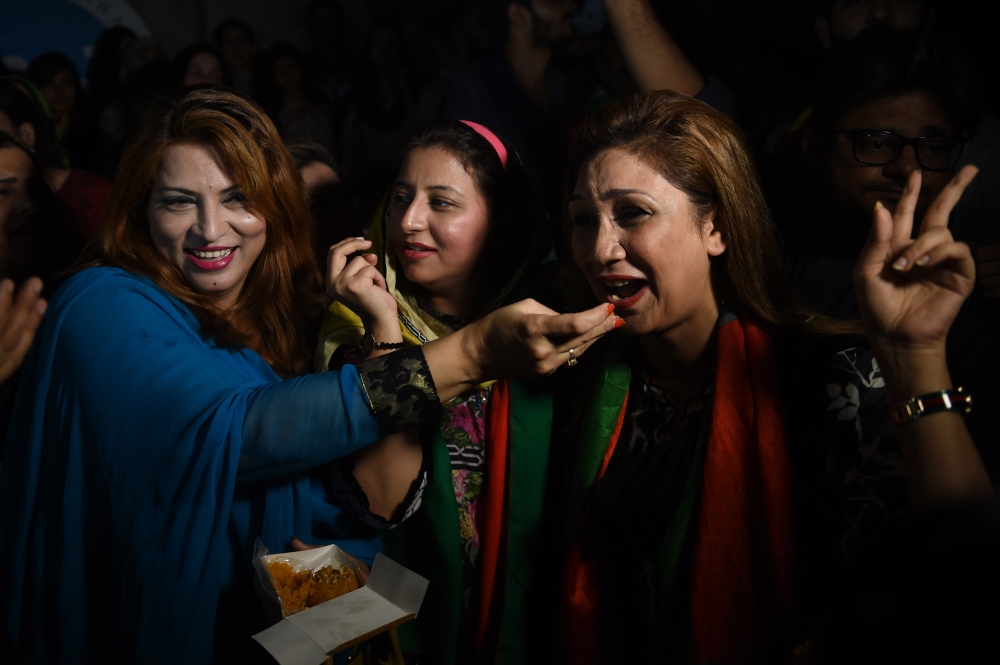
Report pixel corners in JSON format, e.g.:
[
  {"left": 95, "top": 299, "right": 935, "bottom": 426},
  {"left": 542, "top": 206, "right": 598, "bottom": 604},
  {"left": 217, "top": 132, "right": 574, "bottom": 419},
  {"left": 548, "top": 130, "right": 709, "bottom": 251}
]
[{"left": 401, "top": 242, "right": 436, "bottom": 260}]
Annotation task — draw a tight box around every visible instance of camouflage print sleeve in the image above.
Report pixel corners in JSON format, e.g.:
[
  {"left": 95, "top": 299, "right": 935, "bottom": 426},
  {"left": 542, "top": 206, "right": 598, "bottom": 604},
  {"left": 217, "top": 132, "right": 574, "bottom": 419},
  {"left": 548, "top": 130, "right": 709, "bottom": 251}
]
[{"left": 356, "top": 345, "right": 443, "bottom": 437}]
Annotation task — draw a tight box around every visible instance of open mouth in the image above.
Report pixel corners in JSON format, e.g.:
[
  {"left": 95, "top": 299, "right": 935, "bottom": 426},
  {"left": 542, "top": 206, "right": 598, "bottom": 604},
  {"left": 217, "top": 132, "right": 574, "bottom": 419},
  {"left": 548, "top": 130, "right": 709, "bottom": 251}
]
[
  {"left": 601, "top": 277, "right": 647, "bottom": 309},
  {"left": 185, "top": 246, "right": 237, "bottom": 271}
]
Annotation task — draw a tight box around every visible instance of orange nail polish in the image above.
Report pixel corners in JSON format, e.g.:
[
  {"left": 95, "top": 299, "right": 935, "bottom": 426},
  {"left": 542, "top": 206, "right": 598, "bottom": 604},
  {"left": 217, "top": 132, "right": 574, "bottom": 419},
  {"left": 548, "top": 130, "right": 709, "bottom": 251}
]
[
  {"left": 607, "top": 304, "right": 615, "bottom": 315},
  {"left": 614, "top": 317, "right": 625, "bottom": 328}
]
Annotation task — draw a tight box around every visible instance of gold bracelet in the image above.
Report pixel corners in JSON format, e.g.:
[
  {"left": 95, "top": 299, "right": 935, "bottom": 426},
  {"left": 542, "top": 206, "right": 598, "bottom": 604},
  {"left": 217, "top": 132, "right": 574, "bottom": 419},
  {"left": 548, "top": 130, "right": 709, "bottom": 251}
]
[{"left": 890, "top": 386, "right": 972, "bottom": 427}]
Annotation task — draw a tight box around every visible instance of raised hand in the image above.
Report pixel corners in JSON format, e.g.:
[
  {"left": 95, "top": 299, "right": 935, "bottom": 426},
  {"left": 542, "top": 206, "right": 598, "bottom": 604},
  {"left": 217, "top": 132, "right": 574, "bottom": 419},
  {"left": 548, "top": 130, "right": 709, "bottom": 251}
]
[
  {"left": 1, "top": 277, "right": 47, "bottom": 383},
  {"left": 854, "top": 166, "right": 978, "bottom": 368},
  {"left": 853, "top": 166, "right": 994, "bottom": 506},
  {"left": 325, "top": 238, "right": 400, "bottom": 342}
]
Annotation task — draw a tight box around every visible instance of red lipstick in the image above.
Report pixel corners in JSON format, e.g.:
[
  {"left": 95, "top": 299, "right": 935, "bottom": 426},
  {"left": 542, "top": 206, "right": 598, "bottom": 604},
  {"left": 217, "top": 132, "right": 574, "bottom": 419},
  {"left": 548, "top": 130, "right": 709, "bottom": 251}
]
[
  {"left": 185, "top": 246, "right": 238, "bottom": 271},
  {"left": 599, "top": 274, "right": 648, "bottom": 310}
]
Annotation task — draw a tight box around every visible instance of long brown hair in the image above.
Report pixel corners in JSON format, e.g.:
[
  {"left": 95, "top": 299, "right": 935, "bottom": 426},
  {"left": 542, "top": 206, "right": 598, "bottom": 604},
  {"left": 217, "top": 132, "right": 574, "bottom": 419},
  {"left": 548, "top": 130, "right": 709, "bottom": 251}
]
[
  {"left": 86, "top": 86, "right": 326, "bottom": 377},
  {"left": 567, "top": 90, "right": 858, "bottom": 336}
]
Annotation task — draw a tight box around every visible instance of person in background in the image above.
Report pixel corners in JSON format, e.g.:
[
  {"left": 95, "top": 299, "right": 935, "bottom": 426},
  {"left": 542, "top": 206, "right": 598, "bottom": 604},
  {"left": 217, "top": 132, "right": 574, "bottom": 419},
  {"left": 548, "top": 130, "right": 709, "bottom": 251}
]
[
  {"left": 440, "top": 0, "right": 735, "bottom": 233},
  {"left": 340, "top": 22, "right": 418, "bottom": 213},
  {"left": 438, "top": 0, "right": 576, "bottom": 223},
  {"left": 213, "top": 19, "right": 256, "bottom": 94},
  {"left": 765, "top": 0, "right": 936, "bottom": 156},
  {"left": 787, "top": 29, "right": 1000, "bottom": 478},
  {"left": 298, "top": 0, "right": 355, "bottom": 153},
  {"left": 0, "top": 79, "right": 107, "bottom": 234},
  {"left": 600, "top": 0, "right": 736, "bottom": 114},
  {"left": 257, "top": 43, "right": 335, "bottom": 156},
  {"left": 0, "top": 132, "right": 70, "bottom": 291},
  {"left": 0, "top": 80, "right": 112, "bottom": 240},
  {"left": 286, "top": 141, "right": 363, "bottom": 267},
  {"left": 814, "top": 0, "right": 935, "bottom": 49},
  {"left": 171, "top": 43, "right": 229, "bottom": 87},
  {"left": 790, "top": 29, "right": 977, "bottom": 317},
  {"left": 86, "top": 26, "right": 138, "bottom": 118},
  {"left": 300, "top": 0, "right": 354, "bottom": 83},
  {"left": 0, "top": 87, "right": 618, "bottom": 664},
  {"left": 99, "top": 37, "right": 168, "bottom": 147},
  {"left": 25, "top": 53, "right": 109, "bottom": 175},
  {"left": 810, "top": 0, "right": 999, "bottom": 257},
  {"left": 0, "top": 131, "right": 77, "bottom": 451}
]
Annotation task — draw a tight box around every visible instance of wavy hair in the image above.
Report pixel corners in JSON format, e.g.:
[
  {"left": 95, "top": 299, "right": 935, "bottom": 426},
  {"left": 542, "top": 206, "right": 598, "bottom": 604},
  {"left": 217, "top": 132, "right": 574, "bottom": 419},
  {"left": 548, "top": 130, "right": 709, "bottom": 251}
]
[
  {"left": 567, "top": 90, "right": 856, "bottom": 335},
  {"left": 84, "top": 86, "right": 326, "bottom": 377}
]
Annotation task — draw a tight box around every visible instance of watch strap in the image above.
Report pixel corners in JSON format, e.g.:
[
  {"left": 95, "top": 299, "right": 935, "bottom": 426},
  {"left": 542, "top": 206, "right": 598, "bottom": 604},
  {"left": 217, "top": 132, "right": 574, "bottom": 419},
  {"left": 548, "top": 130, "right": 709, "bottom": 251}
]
[
  {"left": 890, "top": 386, "right": 972, "bottom": 427},
  {"left": 358, "top": 332, "right": 408, "bottom": 356}
]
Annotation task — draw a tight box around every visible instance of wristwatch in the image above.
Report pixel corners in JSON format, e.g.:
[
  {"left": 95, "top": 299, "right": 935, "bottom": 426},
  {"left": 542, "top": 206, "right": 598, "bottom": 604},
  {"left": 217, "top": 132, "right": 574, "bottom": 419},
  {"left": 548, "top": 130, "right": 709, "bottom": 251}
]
[{"left": 358, "top": 332, "right": 407, "bottom": 357}]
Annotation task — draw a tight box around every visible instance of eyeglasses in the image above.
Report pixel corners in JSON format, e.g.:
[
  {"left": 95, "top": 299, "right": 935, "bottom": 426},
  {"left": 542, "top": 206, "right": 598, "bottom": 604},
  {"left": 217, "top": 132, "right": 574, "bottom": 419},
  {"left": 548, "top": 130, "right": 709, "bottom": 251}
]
[{"left": 830, "top": 129, "right": 965, "bottom": 171}]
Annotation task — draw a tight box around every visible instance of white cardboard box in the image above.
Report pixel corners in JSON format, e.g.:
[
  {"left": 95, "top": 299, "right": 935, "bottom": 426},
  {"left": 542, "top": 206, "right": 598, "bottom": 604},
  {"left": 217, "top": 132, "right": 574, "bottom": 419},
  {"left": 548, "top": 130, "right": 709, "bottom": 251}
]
[{"left": 253, "top": 547, "right": 429, "bottom": 665}]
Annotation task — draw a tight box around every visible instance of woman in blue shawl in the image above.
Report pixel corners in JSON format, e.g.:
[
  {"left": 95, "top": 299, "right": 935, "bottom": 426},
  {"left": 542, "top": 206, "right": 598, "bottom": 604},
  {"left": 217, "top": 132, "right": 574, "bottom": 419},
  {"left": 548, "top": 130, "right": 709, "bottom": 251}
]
[{"left": 0, "top": 87, "right": 618, "bottom": 664}]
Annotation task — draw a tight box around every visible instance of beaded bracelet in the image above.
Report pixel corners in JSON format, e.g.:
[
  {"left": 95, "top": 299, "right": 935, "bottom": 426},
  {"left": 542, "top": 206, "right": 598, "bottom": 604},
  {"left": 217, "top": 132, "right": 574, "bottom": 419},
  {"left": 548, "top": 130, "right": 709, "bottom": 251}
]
[{"left": 890, "top": 386, "right": 972, "bottom": 427}]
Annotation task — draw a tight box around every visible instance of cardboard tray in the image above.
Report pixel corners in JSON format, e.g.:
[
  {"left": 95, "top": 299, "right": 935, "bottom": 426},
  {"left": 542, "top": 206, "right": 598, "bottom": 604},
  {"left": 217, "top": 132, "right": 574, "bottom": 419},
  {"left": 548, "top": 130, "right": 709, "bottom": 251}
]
[{"left": 253, "top": 548, "right": 429, "bottom": 665}]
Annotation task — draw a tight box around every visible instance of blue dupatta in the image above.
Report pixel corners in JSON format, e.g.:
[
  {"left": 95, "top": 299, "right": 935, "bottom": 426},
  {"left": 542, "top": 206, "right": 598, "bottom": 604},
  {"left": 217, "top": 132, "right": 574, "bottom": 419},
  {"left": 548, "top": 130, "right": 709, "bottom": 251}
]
[{"left": 0, "top": 267, "right": 383, "bottom": 664}]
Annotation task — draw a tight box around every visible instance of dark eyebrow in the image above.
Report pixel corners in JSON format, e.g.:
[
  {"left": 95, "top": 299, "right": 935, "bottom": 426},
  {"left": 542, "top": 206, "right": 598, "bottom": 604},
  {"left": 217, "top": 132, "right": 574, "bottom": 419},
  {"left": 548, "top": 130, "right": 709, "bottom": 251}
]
[
  {"left": 0, "top": 177, "right": 17, "bottom": 185},
  {"left": 157, "top": 185, "right": 240, "bottom": 195},
  {"left": 426, "top": 184, "right": 463, "bottom": 196},
  {"left": 569, "top": 188, "right": 652, "bottom": 203},
  {"left": 602, "top": 188, "right": 653, "bottom": 200}
]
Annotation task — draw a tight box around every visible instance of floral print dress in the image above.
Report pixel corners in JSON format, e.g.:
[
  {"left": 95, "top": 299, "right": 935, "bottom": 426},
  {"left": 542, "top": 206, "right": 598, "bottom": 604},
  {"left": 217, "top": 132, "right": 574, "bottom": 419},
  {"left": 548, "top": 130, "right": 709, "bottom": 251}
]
[{"left": 441, "top": 385, "right": 493, "bottom": 617}]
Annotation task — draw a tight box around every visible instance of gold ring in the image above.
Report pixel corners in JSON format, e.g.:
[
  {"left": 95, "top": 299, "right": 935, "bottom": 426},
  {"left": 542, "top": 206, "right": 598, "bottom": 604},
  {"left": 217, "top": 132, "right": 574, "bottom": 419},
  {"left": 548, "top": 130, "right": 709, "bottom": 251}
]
[{"left": 566, "top": 347, "right": 578, "bottom": 367}]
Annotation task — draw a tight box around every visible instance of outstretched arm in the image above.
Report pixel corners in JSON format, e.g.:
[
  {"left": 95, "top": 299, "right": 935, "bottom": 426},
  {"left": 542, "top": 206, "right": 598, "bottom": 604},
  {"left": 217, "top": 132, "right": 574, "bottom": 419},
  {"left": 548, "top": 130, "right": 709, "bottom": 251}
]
[
  {"left": 854, "top": 166, "right": 993, "bottom": 507},
  {"left": 603, "top": 0, "right": 705, "bottom": 96},
  {"left": 348, "top": 299, "right": 622, "bottom": 520}
]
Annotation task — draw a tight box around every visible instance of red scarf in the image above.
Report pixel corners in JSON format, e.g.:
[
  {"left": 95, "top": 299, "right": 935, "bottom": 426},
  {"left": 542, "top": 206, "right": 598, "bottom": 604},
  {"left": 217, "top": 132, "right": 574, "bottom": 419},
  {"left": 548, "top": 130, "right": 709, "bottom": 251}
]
[
  {"left": 477, "top": 380, "right": 510, "bottom": 657},
  {"left": 562, "top": 317, "right": 796, "bottom": 664}
]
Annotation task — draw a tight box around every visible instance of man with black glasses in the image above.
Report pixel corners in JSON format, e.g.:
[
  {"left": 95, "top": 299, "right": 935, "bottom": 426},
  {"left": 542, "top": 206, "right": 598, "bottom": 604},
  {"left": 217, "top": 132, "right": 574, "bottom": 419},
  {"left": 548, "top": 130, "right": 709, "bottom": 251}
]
[
  {"left": 788, "top": 27, "right": 1000, "bottom": 478},
  {"left": 786, "top": 27, "right": 977, "bottom": 318}
]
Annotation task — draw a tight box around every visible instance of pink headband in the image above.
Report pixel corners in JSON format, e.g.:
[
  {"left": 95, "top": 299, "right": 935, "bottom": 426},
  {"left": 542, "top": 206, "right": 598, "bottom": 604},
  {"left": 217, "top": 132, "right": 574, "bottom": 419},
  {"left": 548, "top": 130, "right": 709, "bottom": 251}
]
[{"left": 459, "top": 119, "right": 508, "bottom": 170}]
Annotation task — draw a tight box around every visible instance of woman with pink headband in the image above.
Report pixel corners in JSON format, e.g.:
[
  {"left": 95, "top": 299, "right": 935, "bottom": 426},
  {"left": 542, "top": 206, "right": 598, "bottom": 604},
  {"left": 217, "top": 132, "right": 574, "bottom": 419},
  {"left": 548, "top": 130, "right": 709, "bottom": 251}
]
[{"left": 318, "top": 118, "right": 577, "bottom": 664}]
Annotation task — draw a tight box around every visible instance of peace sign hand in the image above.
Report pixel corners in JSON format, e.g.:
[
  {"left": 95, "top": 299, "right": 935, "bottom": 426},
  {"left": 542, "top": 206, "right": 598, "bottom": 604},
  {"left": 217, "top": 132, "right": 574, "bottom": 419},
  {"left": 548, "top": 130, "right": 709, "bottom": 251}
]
[{"left": 853, "top": 166, "right": 978, "bottom": 393}]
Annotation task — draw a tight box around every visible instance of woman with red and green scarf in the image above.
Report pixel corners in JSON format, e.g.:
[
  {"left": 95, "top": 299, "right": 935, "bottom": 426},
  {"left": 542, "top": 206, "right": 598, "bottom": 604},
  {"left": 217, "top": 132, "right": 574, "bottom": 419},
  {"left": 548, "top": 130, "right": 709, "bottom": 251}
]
[
  {"left": 559, "top": 91, "right": 992, "bottom": 664},
  {"left": 317, "top": 118, "right": 601, "bottom": 664}
]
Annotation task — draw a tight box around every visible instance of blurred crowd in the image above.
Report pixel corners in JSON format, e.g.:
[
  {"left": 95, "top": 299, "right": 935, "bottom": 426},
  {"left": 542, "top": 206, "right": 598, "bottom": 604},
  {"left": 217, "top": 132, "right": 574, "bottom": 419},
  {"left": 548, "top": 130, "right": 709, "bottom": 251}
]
[{"left": 2, "top": 0, "right": 999, "bottom": 243}]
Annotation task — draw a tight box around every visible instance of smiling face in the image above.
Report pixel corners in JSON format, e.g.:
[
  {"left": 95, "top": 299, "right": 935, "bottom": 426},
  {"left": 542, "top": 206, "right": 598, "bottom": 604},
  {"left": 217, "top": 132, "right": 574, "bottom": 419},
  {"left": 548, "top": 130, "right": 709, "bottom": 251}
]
[
  {"left": 822, "top": 92, "right": 954, "bottom": 238},
  {"left": 569, "top": 148, "right": 725, "bottom": 337},
  {"left": 386, "top": 146, "right": 490, "bottom": 313},
  {"left": 147, "top": 143, "right": 266, "bottom": 309}
]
